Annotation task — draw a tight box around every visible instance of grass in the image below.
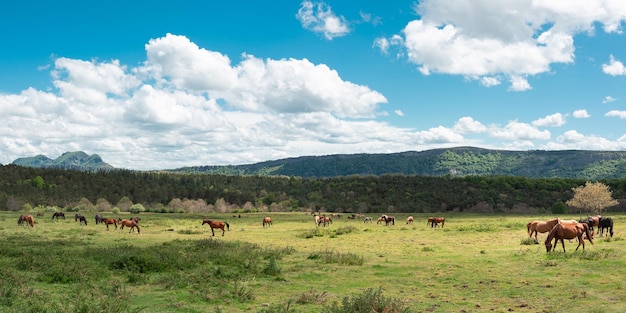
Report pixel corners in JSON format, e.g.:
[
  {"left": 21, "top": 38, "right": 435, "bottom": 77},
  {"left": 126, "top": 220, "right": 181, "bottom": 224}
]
[{"left": 1, "top": 212, "right": 625, "bottom": 312}]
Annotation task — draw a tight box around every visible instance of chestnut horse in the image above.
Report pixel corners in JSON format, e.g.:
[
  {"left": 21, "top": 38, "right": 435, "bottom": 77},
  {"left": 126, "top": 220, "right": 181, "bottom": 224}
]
[
  {"left": 118, "top": 219, "right": 141, "bottom": 234},
  {"left": 431, "top": 217, "right": 445, "bottom": 228},
  {"left": 406, "top": 216, "right": 414, "bottom": 224},
  {"left": 527, "top": 218, "right": 559, "bottom": 240},
  {"left": 202, "top": 219, "right": 230, "bottom": 236},
  {"left": 263, "top": 217, "right": 272, "bottom": 228},
  {"left": 545, "top": 222, "right": 593, "bottom": 253},
  {"left": 102, "top": 218, "right": 118, "bottom": 230},
  {"left": 18, "top": 214, "right": 35, "bottom": 227}
]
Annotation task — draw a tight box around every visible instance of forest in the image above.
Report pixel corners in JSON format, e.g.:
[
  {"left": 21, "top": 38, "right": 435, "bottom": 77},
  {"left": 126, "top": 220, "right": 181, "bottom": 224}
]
[{"left": 2, "top": 164, "right": 626, "bottom": 215}]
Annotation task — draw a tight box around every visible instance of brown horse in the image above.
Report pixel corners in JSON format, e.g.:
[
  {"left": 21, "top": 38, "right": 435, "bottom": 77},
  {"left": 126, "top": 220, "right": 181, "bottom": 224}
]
[
  {"left": 18, "top": 214, "right": 35, "bottom": 227},
  {"left": 263, "top": 216, "right": 272, "bottom": 228},
  {"left": 119, "top": 219, "right": 141, "bottom": 234},
  {"left": 427, "top": 217, "right": 435, "bottom": 226},
  {"left": 406, "top": 216, "right": 414, "bottom": 224},
  {"left": 318, "top": 215, "right": 332, "bottom": 227},
  {"left": 202, "top": 219, "right": 230, "bottom": 236},
  {"left": 431, "top": 217, "right": 444, "bottom": 228},
  {"left": 545, "top": 222, "right": 594, "bottom": 253},
  {"left": 36, "top": 212, "right": 45, "bottom": 217},
  {"left": 379, "top": 214, "right": 394, "bottom": 226},
  {"left": 102, "top": 218, "right": 118, "bottom": 230},
  {"left": 51, "top": 212, "right": 65, "bottom": 220},
  {"left": 527, "top": 218, "right": 559, "bottom": 240}
]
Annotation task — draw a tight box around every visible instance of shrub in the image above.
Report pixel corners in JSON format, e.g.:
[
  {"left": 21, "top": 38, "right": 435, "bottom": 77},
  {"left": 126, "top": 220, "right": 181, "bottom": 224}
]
[{"left": 322, "top": 287, "right": 409, "bottom": 313}]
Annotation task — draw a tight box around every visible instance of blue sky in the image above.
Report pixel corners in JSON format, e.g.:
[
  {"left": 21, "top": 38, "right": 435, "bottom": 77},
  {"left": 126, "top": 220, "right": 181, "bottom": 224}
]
[{"left": 1, "top": 1, "right": 626, "bottom": 170}]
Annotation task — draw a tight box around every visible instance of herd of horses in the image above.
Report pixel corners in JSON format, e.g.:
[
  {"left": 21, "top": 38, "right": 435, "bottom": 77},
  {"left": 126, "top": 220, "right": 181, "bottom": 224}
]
[
  {"left": 17, "top": 212, "right": 142, "bottom": 234},
  {"left": 527, "top": 215, "right": 615, "bottom": 253}
]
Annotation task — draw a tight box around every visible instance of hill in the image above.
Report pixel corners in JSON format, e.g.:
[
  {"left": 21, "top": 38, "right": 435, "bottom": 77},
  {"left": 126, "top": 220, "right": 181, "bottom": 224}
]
[
  {"left": 167, "top": 147, "right": 626, "bottom": 179},
  {"left": 12, "top": 151, "right": 114, "bottom": 171}
]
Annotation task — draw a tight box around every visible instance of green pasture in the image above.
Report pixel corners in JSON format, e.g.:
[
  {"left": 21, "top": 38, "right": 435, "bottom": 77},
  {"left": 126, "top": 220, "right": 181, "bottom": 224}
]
[{"left": 1, "top": 212, "right": 624, "bottom": 312}]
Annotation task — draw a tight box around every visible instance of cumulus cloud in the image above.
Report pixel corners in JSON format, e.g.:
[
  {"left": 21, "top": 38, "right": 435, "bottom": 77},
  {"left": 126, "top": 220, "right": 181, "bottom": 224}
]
[
  {"left": 532, "top": 113, "right": 566, "bottom": 127},
  {"left": 606, "top": 110, "right": 626, "bottom": 119},
  {"left": 572, "top": 109, "right": 590, "bottom": 118},
  {"left": 453, "top": 117, "right": 487, "bottom": 134},
  {"left": 602, "top": 55, "right": 626, "bottom": 76},
  {"left": 603, "top": 96, "right": 617, "bottom": 103},
  {"left": 296, "top": 1, "right": 350, "bottom": 40},
  {"left": 382, "top": 0, "right": 626, "bottom": 90},
  {"left": 489, "top": 121, "right": 551, "bottom": 141}
]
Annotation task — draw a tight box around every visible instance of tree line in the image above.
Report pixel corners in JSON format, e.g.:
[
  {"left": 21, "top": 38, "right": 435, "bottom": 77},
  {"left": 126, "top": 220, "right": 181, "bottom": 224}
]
[{"left": 1, "top": 164, "right": 625, "bottom": 214}]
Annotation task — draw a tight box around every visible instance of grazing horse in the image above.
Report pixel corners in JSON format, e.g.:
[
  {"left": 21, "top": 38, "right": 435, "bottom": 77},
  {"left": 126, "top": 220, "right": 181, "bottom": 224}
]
[
  {"left": 318, "top": 215, "right": 332, "bottom": 227},
  {"left": 77, "top": 215, "right": 87, "bottom": 225},
  {"left": 363, "top": 216, "right": 373, "bottom": 223},
  {"left": 202, "top": 219, "right": 230, "bottom": 236},
  {"left": 95, "top": 214, "right": 104, "bottom": 224},
  {"left": 263, "top": 216, "right": 272, "bottom": 228},
  {"left": 377, "top": 217, "right": 386, "bottom": 224},
  {"left": 36, "top": 212, "right": 45, "bottom": 217},
  {"left": 598, "top": 217, "right": 614, "bottom": 237},
  {"left": 527, "top": 218, "right": 559, "bottom": 240},
  {"left": 378, "top": 214, "right": 395, "bottom": 226},
  {"left": 102, "top": 218, "right": 118, "bottom": 230},
  {"left": 545, "top": 222, "right": 593, "bottom": 253},
  {"left": 406, "top": 216, "right": 414, "bottom": 224},
  {"left": 588, "top": 215, "right": 601, "bottom": 230},
  {"left": 119, "top": 219, "right": 141, "bottom": 234},
  {"left": 18, "top": 214, "right": 35, "bottom": 227},
  {"left": 431, "top": 217, "right": 444, "bottom": 228},
  {"left": 427, "top": 217, "right": 435, "bottom": 227},
  {"left": 51, "top": 212, "right": 65, "bottom": 220},
  {"left": 314, "top": 215, "right": 322, "bottom": 226}
]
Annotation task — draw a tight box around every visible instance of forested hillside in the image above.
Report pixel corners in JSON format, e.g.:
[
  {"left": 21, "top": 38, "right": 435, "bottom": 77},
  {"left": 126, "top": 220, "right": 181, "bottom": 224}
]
[
  {"left": 168, "top": 147, "right": 626, "bottom": 179},
  {"left": 2, "top": 164, "right": 626, "bottom": 214}
]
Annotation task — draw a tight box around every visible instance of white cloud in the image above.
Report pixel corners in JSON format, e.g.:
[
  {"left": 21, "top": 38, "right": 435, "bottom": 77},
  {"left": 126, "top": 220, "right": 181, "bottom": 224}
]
[
  {"left": 603, "top": 96, "right": 617, "bottom": 103},
  {"left": 480, "top": 77, "right": 501, "bottom": 87},
  {"left": 296, "top": 1, "right": 350, "bottom": 40},
  {"left": 391, "top": 0, "right": 626, "bottom": 90},
  {"left": 373, "top": 37, "right": 390, "bottom": 54},
  {"left": 606, "top": 110, "right": 626, "bottom": 119},
  {"left": 602, "top": 55, "right": 626, "bottom": 76},
  {"left": 489, "top": 121, "right": 551, "bottom": 141},
  {"left": 532, "top": 113, "right": 566, "bottom": 127},
  {"left": 394, "top": 110, "right": 404, "bottom": 117},
  {"left": 572, "top": 109, "right": 590, "bottom": 118},
  {"left": 453, "top": 117, "right": 487, "bottom": 134}
]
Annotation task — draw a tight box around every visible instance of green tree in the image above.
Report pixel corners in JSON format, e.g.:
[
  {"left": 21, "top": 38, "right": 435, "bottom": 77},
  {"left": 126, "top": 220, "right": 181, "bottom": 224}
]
[{"left": 566, "top": 181, "right": 619, "bottom": 216}]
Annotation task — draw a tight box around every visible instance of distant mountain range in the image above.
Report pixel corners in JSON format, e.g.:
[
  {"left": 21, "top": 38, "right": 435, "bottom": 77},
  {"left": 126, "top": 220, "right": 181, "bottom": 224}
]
[
  {"left": 12, "top": 151, "right": 114, "bottom": 171},
  {"left": 10, "top": 147, "right": 626, "bottom": 179}
]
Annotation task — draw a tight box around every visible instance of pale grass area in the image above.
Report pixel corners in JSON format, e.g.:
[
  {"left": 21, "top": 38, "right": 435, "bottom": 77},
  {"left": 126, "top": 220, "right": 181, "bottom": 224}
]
[{"left": 3, "top": 212, "right": 625, "bottom": 312}]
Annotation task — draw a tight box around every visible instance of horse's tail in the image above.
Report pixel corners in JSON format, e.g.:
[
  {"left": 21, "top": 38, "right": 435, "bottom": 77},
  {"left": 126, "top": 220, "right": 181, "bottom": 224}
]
[
  {"left": 584, "top": 224, "right": 594, "bottom": 245},
  {"left": 225, "top": 222, "right": 230, "bottom": 231}
]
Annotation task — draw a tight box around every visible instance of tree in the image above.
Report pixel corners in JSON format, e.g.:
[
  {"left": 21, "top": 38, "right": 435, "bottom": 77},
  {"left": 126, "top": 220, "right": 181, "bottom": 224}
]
[{"left": 566, "top": 181, "right": 618, "bottom": 216}]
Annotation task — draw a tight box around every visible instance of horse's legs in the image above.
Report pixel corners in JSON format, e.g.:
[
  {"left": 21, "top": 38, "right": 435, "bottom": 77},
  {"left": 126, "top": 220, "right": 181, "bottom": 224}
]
[
  {"left": 211, "top": 228, "right": 215, "bottom": 236},
  {"left": 560, "top": 239, "right": 566, "bottom": 253},
  {"left": 221, "top": 228, "right": 225, "bottom": 236}
]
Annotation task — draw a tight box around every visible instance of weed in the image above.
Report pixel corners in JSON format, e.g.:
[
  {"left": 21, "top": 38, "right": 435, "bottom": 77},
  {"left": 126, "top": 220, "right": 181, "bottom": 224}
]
[
  {"left": 322, "top": 287, "right": 409, "bottom": 313},
  {"left": 296, "top": 288, "right": 329, "bottom": 305},
  {"left": 520, "top": 238, "right": 538, "bottom": 245}
]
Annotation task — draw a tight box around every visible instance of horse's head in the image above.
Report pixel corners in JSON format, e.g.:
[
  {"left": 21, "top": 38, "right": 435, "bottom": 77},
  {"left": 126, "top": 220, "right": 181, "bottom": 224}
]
[{"left": 544, "top": 238, "right": 553, "bottom": 252}]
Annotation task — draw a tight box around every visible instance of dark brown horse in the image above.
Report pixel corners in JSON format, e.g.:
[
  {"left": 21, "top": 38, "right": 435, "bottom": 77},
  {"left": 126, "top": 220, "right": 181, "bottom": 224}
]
[
  {"left": 119, "top": 219, "right": 141, "bottom": 234},
  {"left": 18, "top": 214, "right": 35, "bottom": 227},
  {"left": 75, "top": 213, "right": 87, "bottom": 225},
  {"left": 51, "top": 212, "right": 65, "bottom": 220},
  {"left": 74, "top": 213, "right": 84, "bottom": 222},
  {"left": 263, "top": 216, "right": 272, "bottom": 228},
  {"left": 527, "top": 218, "right": 559, "bottom": 240},
  {"left": 95, "top": 214, "right": 104, "bottom": 224},
  {"left": 202, "top": 219, "right": 230, "bottom": 236},
  {"left": 545, "top": 222, "right": 593, "bottom": 253},
  {"left": 102, "top": 218, "right": 118, "bottom": 230},
  {"left": 598, "top": 217, "right": 614, "bottom": 237}
]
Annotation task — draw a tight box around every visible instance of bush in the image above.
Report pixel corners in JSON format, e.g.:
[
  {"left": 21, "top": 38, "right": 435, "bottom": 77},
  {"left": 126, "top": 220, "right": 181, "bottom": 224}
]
[{"left": 322, "top": 287, "right": 409, "bottom": 313}]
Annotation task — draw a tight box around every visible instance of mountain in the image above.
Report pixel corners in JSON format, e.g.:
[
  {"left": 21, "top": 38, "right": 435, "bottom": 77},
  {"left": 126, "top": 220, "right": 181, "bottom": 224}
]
[
  {"left": 12, "top": 151, "right": 114, "bottom": 171},
  {"left": 167, "top": 147, "right": 626, "bottom": 179}
]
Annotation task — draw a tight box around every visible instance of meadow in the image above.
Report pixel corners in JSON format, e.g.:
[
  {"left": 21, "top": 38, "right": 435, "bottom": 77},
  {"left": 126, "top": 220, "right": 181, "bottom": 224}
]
[{"left": 1, "top": 211, "right": 624, "bottom": 313}]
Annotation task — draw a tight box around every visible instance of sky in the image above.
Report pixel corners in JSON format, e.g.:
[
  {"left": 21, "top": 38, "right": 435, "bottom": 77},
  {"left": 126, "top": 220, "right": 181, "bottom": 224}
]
[{"left": 1, "top": 1, "right": 626, "bottom": 170}]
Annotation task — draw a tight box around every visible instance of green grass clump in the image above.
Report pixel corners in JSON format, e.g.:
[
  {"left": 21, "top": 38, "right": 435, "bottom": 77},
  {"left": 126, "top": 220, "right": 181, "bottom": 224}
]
[{"left": 322, "top": 287, "right": 409, "bottom": 313}]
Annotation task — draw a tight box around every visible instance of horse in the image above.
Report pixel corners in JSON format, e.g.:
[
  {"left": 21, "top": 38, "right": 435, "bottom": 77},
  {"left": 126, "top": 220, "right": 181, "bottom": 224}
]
[
  {"left": 95, "top": 214, "right": 104, "bottom": 224},
  {"left": 406, "top": 216, "right": 414, "bottom": 224},
  {"left": 561, "top": 219, "right": 594, "bottom": 240},
  {"left": 598, "top": 217, "right": 614, "bottom": 237},
  {"left": 51, "top": 212, "right": 65, "bottom": 220},
  {"left": 363, "top": 216, "right": 373, "bottom": 223},
  {"left": 545, "top": 222, "right": 593, "bottom": 253},
  {"left": 18, "top": 214, "right": 35, "bottom": 227},
  {"left": 263, "top": 216, "right": 272, "bottom": 228},
  {"left": 202, "top": 219, "right": 230, "bottom": 236},
  {"left": 77, "top": 215, "right": 87, "bottom": 225},
  {"left": 431, "top": 217, "right": 444, "bottom": 228},
  {"left": 318, "top": 215, "right": 332, "bottom": 227},
  {"left": 102, "top": 218, "right": 118, "bottom": 230},
  {"left": 427, "top": 217, "right": 435, "bottom": 227},
  {"left": 119, "top": 219, "right": 141, "bottom": 234},
  {"left": 75, "top": 213, "right": 84, "bottom": 222},
  {"left": 527, "top": 218, "right": 559, "bottom": 240},
  {"left": 36, "top": 212, "right": 45, "bottom": 217},
  {"left": 379, "top": 214, "right": 394, "bottom": 226},
  {"left": 377, "top": 217, "right": 385, "bottom": 224}
]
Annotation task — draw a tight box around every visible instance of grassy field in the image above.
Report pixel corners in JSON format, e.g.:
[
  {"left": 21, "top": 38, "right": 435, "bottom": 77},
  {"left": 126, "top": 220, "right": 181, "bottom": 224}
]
[{"left": 1, "top": 211, "right": 624, "bottom": 313}]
